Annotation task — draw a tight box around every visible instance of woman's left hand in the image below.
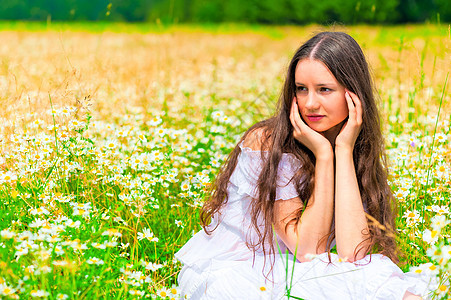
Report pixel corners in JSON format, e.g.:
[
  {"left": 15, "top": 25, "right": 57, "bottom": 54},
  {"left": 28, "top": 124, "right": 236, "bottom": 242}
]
[{"left": 335, "top": 90, "right": 363, "bottom": 151}]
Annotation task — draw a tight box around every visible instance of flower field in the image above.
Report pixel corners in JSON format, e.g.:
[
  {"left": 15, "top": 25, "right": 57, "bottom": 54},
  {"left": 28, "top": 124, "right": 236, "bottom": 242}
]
[{"left": 0, "top": 23, "right": 450, "bottom": 299}]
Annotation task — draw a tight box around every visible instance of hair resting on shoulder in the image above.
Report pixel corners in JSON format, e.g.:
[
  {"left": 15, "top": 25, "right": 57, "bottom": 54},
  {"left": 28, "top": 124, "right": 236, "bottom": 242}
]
[{"left": 200, "top": 31, "right": 399, "bottom": 264}]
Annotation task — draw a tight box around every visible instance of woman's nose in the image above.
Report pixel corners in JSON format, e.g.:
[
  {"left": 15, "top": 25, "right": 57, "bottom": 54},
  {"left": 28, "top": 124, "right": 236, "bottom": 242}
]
[{"left": 305, "top": 93, "right": 320, "bottom": 110}]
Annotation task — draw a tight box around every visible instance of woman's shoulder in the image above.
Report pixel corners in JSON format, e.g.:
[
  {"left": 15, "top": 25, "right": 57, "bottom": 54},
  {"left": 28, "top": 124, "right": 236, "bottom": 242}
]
[
  {"left": 240, "top": 126, "right": 271, "bottom": 152},
  {"left": 238, "top": 126, "right": 300, "bottom": 168}
]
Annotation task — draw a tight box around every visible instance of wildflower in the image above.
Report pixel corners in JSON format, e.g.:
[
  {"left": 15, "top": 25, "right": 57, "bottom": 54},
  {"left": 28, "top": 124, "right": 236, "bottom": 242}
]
[
  {"left": 72, "top": 207, "right": 90, "bottom": 217},
  {"left": 440, "top": 245, "right": 451, "bottom": 263},
  {"left": 435, "top": 163, "right": 449, "bottom": 179},
  {"left": 393, "top": 189, "right": 409, "bottom": 201},
  {"left": 137, "top": 133, "right": 147, "bottom": 143},
  {"left": 129, "top": 290, "right": 145, "bottom": 296},
  {"left": 14, "top": 247, "right": 29, "bottom": 258},
  {"left": 156, "top": 287, "right": 169, "bottom": 298},
  {"left": 220, "top": 115, "right": 231, "bottom": 124},
  {"left": 431, "top": 205, "right": 450, "bottom": 215},
  {"left": 168, "top": 285, "right": 180, "bottom": 297},
  {"left": 29, "top": 219, "right": 46, "bottom": 228},
  {"left": 71, "top": 202, "right": 92, "bottom": 217},
  {"left": 210, "top": 125, "right": 226, "bottom": 134},
  {"left": 137, "top": 228, "right": 159, "bottom": 242},
  {"left": 436, "top": 284, "right": 448, "bottom": 296},
  {"left": 68, "top": 119, "right": 85, "bottom": 130},
  {"left": 56, "top": 294, "right": 69, "bottom": 299},
  {"left": 147, "top": 116, "right": 162, "bottom": 126},
  {"left": 60, "top": 107, "right": 72, "bottom": 116},
  {"left": 54, "top": 245, "right": 65, "bottom": 256},
  {"left": 67, "top": 240, "right": 88, "bottom": 252},
  {"left": 32, "top": 118, "right": 44, "bottom": 127},
  {"left": 92, "top": 242, "right": 107, "bottom": 249},
  {"left": 210, "top": 158, "right": 221, "bottom": 167},
  {"left": 52, "top": 260, "right": 69, "bottom": 267},
  {"left": 87, "top": 257, "right": 105, "bottom": 265},
  {"left": 0, "top": 283, "right": 16, "bottom": 296},
  {"left": 105, "top": 140, "right": 118, "bottom": 150},
  {"left": 155, "top": 128, "right": 167, "bottom": 137},
  {"left": 435, "top": 133, "right": 447, "bottom": 143},
  {"left": 142, "top": 261, "right": 163, "bottom": 271},
  {"left": 0, "top": 172, "right": 18, "bottom": 184},
  {"left": 426, "top": 247, "right": 441, "bottom": 261},
  {"left": 38, "top": 249, "right": 51, "bottom": 261},
  {"left": 180, "top": 181, "right": 190, "bottom": 191},
  {"left": 179, "top": 142, "right": 192, "bottom": 151},
  {"left": 402, "top": 210, "right": 421, "bottom": 226},
  {"left": 37, "top": 265, "right": 52, "bottom": 274},
  {"left": 150, "top": 150, "right": 164, "bottom": 162},
  {"left": 105, "top": 241, "right": 118, "bottom": 248},
  {"left": 30, "top": 290, "right": 49, "bottom": 297},
  {"left": 175, "top": 220, "right": 184, "bottom": 228},
  {"left": 409, "top": 265, "right": 424, "bottom": 275},
  {"left": 47, "top": 124, "right": 59, "bottom": 131},
  {"left": 425, "top": 263, "right": 439, "bottom": 276},
  {"left": 411, "top": 263, "right": 439, "bottom": 277},
  {"left": 211, "top": 110, "right": 224, "bottom": 121},
  {"left": 1, "top": 229, "right": 15, "bottom": 239},
  {"left": 430, "top": 214, "right": 449, "bottom": 231},
  {"left": 102, "top": 228, "right": 122, "bottom": 238},
  {"left": 65, "top": 219, "right": 81, "bottom": 228},
  {"left": 422, "top": 229, "right": 440, "bottom": 244}
]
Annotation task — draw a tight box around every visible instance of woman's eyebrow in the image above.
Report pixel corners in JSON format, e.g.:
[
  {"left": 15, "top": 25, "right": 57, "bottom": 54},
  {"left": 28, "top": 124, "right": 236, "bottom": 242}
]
[{"left": 295, "top": 82, "right": 336, "bottom": 86}]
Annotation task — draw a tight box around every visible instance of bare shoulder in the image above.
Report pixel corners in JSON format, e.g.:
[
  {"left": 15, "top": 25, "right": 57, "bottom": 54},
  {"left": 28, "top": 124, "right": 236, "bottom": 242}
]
[{"left": 241, "top": 127, "right": 272, "bottom": 151}]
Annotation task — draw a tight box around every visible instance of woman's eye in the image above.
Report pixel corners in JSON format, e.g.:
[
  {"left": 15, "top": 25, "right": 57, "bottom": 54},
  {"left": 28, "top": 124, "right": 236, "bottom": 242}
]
[
  {"left": 296, "top": 86, "right": 307, "bottom": 92},
  {"left": 320, "top": 87, "right": 332, "bottom": 92}
]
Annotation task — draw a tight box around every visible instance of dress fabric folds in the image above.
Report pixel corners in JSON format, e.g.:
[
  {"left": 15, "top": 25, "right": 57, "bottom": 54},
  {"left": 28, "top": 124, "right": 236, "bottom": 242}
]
[{"left": 175, "top": 143, "right": 435, "bottom": 299}]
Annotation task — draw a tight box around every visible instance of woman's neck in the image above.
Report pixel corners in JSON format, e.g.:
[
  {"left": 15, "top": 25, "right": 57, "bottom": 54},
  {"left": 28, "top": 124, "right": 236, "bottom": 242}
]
[{"left": 321, "top": 119, "right": 347, "bottom": 147}]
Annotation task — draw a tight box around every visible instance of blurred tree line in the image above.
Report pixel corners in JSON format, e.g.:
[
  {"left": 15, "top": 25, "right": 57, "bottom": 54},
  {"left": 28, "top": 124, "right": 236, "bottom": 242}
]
[{"left": 0, "top": 0, "right": 449, "bottom": 23}]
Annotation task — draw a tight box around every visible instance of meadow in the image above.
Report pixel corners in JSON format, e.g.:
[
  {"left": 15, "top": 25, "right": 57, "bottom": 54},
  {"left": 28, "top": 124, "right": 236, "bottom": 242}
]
[{"left": 0, "top": 22, "right": 450, "bottom": 299}]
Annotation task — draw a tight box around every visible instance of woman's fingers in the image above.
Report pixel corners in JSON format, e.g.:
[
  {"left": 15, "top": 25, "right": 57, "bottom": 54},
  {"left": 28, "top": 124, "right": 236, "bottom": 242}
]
[
  {"left": 345, "top": 91, "right": 363, "bottom": 126},
  {"left": 290, "top": 103, "right": 302, "bottom": 140},
  {"left": 291, "top": 99, "right": 314, "bottom": 144},
  {"left": 292, "top": 100, "right": 309, "bottom": 130},
  {"left": 354, "top": 93, "right": 363, "bottom": 125},
  {"left": 290, "top": 100, "right": 298, "bottom": 130},
  {"left": 291, "top": 99, "right": 303, "bottom": 133},
  {"left": 345, "top": 91, "right": 355, "bottom": 117}
]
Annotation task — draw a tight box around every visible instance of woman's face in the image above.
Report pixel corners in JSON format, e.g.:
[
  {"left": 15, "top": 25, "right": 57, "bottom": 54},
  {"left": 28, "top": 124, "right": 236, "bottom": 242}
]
[{"left": 294, "top": 59, "right": 349, "bottom": 138}]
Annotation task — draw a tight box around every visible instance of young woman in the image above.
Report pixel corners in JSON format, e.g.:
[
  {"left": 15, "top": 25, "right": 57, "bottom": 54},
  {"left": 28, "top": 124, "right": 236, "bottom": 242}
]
[{"left": 175, "top": 32, "right": 432, "bottom": 299}]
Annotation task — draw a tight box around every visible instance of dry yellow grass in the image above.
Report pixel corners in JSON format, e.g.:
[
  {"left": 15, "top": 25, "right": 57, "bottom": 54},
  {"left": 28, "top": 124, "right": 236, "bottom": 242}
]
[{"left": 1, "top": 24, "right": 449, "bottom": 130}]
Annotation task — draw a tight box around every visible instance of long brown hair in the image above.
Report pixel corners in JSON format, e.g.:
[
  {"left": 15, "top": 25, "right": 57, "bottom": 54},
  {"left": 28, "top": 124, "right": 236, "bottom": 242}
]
[{"left": 201, "top": 31, "right": 399, "bottom": 264}]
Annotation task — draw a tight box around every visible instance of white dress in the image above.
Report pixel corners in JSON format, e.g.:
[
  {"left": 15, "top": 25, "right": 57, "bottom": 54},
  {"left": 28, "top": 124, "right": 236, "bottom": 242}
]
[{"left": 175, "top": 143, "right": 435, "bottom": 299}]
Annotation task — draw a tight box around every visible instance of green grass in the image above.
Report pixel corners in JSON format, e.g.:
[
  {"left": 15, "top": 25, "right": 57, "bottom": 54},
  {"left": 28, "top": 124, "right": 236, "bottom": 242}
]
[{"left": 0, "top": 23, "right": 449, "bottom": 299}]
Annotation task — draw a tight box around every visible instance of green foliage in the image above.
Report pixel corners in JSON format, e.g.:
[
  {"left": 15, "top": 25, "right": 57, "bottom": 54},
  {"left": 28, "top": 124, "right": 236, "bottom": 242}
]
[{"left": 0, "top": 0, "right": 449, "bottom": 23}]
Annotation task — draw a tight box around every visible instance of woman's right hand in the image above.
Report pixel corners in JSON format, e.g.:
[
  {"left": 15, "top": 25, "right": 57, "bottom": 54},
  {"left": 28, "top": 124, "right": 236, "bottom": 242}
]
[{"left": 290, "top": 98, "right": 333, "bottom": 159}]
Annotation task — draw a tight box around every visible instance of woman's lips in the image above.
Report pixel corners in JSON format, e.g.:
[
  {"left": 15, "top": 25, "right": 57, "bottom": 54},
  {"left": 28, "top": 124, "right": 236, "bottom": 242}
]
[{"left": 306, "top": 115, "right": 325, "bottom": 121}]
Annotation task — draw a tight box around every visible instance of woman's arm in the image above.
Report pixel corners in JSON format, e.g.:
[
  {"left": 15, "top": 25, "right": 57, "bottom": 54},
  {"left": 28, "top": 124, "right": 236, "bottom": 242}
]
[
  {"left": 334, "top": 148, "right": 369, "bottom": 261},
  {"left": 274, "top": 151, "right": 334, "bottom": 262},
  {"left": 273, "top": 99, "right": 335, "bottom": 262},
  {"left": 334, "top": 91, "right": 370, "bottom": 262}
]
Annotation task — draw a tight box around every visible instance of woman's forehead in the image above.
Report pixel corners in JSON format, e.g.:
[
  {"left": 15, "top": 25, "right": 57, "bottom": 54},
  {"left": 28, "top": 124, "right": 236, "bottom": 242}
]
[{"left": 294, "top": 59, "right": 338, "bottom": 84}]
